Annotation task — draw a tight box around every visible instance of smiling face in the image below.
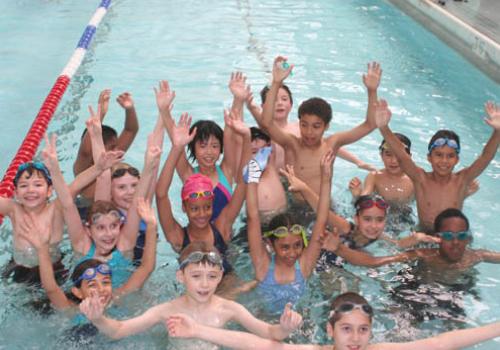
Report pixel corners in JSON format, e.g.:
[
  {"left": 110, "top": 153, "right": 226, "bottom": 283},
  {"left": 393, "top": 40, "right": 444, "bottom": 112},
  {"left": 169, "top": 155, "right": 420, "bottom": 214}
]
[
  {"left": 72, "top": 272, "right": 113, "bottom": 306},
  {"left": 354, "top": 206, "right": 386, "bottom": 240},
  {"left": 177, "top": 262, "right": 223, "bottom": 303},
  {"left": 327, "top": 310, "right": 372, "bottom": 350},
  {"left": 380, "top": 148, "right": 403, "bottom": 175},
  {"left": 183, "top": 198, "right": 213, "bottom": 230},
  {"left": 88, "top": 212, "right": 122, "bottom": 254},
  {"left": 271, "top": 234, "right": 304, "bottom": 267},
  {"left": 14, "top": 171, "right": 52, "bottom": 209},
  {"left": 427, "top": 145, "right": 459, "bottom": 177},
  {"left": 194, "top": 135, "right": 222, "bottom": 168},
  {"left": 273, "top": 87, "right": 293, "bottom": 122},
  {"left": 299, "top": 114, "right": 327, "bottom": 147},
  {"left": 111, "top": 173, "right": 139, "bottom": 210},
  {"left": 438, "top": 216, "right": 470, "bottom": 262}
]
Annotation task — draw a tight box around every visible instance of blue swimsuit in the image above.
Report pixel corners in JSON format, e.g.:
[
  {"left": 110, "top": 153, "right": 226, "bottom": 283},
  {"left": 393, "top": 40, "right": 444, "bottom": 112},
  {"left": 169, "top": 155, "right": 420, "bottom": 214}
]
[
  {"left": 256, "top": 255, "right": 306, "bottom": 314},
  {"left": 193, "top": 165, "right": 233, "bottom": 221}
]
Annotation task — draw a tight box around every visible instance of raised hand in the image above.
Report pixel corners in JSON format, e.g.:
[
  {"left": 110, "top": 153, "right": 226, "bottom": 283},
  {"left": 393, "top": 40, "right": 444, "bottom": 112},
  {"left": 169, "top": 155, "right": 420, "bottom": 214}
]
[
  {"left": 145, "top": 135, "right": 162, "bottom": 170},
  {"left": 272, "top": 56, "right": 293, "bottom": 83},
  {"left": 95, "top": 150, "right": 124, "bottom": 172},
  {"left": 136, "top": 197, "right": 157, "bottom": 226},
  {"left": 279, "top": 303, "right": 303, "bottom": 334},
  {"left": 363, "top": 62, "right": 382, "bottom": 92},
  {"left": 245, "top": 92, "right": 263, "bottom": 120},
  {"left": 116, "top": 92, "right": 135, "bottom": 110},
  {"left": 17, "top": 213, "right": 51, "bottom": 249},
  {"left": 320, "top": 149, "right": 335, "bottom": 180},
  {"left": 97, "top": 89, "right": 111, "bottom": 120},
  {"left": 166, "top": 314, "right": 197, "bottom": 338},
  {"left": 154, "top": 80, "right": 176, "bottom": 115},
  {"left": 348, "top": 177, "right": 362, "bottom": 197},
  {"left": 322, "top": 227, "right": 341, "bottom": 252},
  {"left": 484, "top": 101, "right": 500, "bottom": 130},
  {"left": 224, "top": 109, "right": 250, "bottom": 136},
  {"left": 413, "top": 232, "right": 441, "bottom": 244},
  {"left": 280, "top": 164, "right": 307, "bottom": 193},
  {"left": 229, "top": 71, "right": 251, "bottom": 102},
  {"left": 86, "top": 104, "right": 103, "bottom": 137},
  {"left": 79, "top": 293, "right": 106, "bottom": 322},
  {"left": 374, "top": 99, "right": 392, "bottom": 128},
  {"left": 171, "top": 112, "right": 196, "bottom": 148},
  {"left": 41, "top": 133, "right": 59, "bottom": 171}
]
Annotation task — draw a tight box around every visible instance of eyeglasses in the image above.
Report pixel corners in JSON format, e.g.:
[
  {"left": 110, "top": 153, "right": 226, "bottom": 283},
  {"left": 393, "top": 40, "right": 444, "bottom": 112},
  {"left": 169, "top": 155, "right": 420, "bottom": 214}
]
[
  {"left": 112, "top": 167, "right": 140, "bottom": 179},
  {"left": 330, "top": 302, "right": 374, "bottom": 318},
  {"left": 89, "top": 210, "right": 124, "bottom": 225},
  {"left": 355, "top": 196, "right": 388, "bottom": 212},
  {"left": 438, "top": 231, "right": 471, "bottom": 241},
  {"left": 178, "top": 251, "right": 224, "bottom": 270},
  {"left": 14, "top": 161, "right": 52, "bottom": 186},
  {"left": 184, "top": 190, "right": 214, "bottom": 201},
  {"left": 428, "top": 138, "right": 460, "bottom": 154},
  {"left": 74, "top": 264, "right": 112, "bottom": 285},
  {"left": 263, "top": 224, "right": 309, "bottom": 247}
]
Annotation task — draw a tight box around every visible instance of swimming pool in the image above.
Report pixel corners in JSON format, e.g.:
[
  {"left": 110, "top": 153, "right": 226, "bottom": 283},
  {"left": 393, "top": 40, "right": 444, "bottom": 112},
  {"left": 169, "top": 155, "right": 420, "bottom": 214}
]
[{"left": 0, "top": 0, "right": 499, "bottom": 348}]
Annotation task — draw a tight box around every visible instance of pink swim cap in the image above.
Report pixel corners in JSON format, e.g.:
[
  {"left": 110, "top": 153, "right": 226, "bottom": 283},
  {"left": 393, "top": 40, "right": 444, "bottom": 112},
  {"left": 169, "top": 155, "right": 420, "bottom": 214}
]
[{"left": 181, "top": 174, "right": 214, "bottom": 201}]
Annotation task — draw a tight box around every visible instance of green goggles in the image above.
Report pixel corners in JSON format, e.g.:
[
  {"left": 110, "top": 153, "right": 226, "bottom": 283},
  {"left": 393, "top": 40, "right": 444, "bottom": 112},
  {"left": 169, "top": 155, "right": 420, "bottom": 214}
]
[
  {"left": 438, "top": 231, "right": 471, "bottom": 241},
  {"left": 263, "top": 224, "right": 308, "bottom": 247}
]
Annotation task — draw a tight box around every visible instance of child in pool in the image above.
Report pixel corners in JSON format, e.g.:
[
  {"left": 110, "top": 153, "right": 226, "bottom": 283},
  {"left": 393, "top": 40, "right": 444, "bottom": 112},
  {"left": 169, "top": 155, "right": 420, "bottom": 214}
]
[
  {"left": 166, "top": 291, "right": 500, "bottom": 350},
  {"left": 17, "top": 197, "right": 157, "bottom": 314},
  {"left": 73, "top": 89, "right": 139, "bottom": 201},
  {"left": 155, "top": 80, "right": 241, "bottom": 221},
  {"left": 375, "top": 99, "right": 500, "bottom": 234},
  {"left": 79, "top": 241, "right": 303, "bottom": 347},
  {"left": 0, "top": 134, "right": 123, "bottom": 284},
  {"left": 246, "top": 150, "right": 334, "bottom": 313},
  {"left": 252, "top": 57, "right": 380, "bottom": 202}
]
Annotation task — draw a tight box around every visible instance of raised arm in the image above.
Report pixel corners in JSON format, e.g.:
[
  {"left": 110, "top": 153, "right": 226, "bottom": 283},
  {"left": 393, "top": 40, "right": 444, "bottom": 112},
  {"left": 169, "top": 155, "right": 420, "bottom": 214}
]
[
  {"left": 376, "top": 99, "right": 424, "bottom": 182},
  {"left": 300, "top": 151, "right": 335, "bottom": 277},
  {"left": 280, "top": 164, "right": 351, "bottom": 234},
  {"left": 115, "top": 198, "right": 158, "bottom": 295},
  {"left": 155, "top": 114, "right": 196, "bottom": 252},
  {"left": 115, "top": 92, "right": 139, "bottom": 152},
  {"left": 461, "top": 101, "right": 500, "bottom": 183}
]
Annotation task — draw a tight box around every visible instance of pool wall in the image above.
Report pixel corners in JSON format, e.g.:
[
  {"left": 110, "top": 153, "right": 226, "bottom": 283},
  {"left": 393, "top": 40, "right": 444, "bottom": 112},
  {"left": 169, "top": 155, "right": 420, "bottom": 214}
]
[{"left": 388, "top": 0, "right": 500, "bottom": 83}]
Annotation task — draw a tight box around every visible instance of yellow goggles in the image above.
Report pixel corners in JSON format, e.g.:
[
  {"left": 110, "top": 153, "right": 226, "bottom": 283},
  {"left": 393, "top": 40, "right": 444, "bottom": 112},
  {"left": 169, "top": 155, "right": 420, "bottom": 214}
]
[{"left": 264, "top": 224, "right": 308, "bottom": 247}]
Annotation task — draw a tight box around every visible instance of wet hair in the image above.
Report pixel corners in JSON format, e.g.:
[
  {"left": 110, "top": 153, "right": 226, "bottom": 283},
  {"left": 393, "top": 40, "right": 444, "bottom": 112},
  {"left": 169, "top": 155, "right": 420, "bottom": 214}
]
[
  {"left": 86, "top": 200, "right": 121, "bottom": 225},
  {"left": 187, "top": 120, "right": 224, "bottom": 162},
  {"left": 71, "top": 259, "right": 105, "bottom": 289},
  {"left": 434, "top": 208, "right": 470, "bottom": 232},
  {"left": 329, "top": 292, "right": 373, "bottom": 326},
  {"left": 80, "top": 125, "right": 118, "bottom": 147},
  {"left": 379, "top": 132, "right": 411, "bottom": 155},
  {"left": 354, "top": 194, "right": 388, "bottom": 216},
  {"left": 178, "top": 241, "right": 222, "bottom": 270},
  {"left": 260, "top": 84, "right": 293, "bottom": 106},
  {"left": 428, "top": 130, "right": 460, "bottom": 155},
  {"left": 298, "top": 97, "right": 332, "bottom": 124},
  {"left": 13, "top": 164, "right": 52, "bottom": 187},
  {"left": 250, "top": 127, "right": 271, "bottom": 143},
  {"left": 266, "top": 213, "right": 295, "bottom": 243}
]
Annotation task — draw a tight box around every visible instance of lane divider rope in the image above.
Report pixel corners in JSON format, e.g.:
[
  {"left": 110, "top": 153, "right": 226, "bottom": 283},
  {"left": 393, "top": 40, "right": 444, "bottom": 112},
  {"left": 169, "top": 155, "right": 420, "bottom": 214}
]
[{"left": 0, "top": 0, "right": 112, "bottom": 225}]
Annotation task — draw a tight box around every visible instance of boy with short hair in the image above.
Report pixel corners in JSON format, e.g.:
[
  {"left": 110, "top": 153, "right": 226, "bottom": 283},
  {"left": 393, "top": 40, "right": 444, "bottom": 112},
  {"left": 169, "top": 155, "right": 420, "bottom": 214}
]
[
  {"left": 79, "top": 241, "right": 303, "bottom": 345},
  {"left": 253, "top": 56, "right": 380, "bottom": 201},
  {"left": 375, "top": 99, "right": 500, "bottom": 233}
]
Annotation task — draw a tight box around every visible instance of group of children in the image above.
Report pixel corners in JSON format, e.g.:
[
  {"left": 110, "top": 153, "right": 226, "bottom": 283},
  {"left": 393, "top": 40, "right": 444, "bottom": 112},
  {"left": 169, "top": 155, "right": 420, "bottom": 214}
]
[{"left": 1, "top": 55, "right": 499, "bottom": 349}]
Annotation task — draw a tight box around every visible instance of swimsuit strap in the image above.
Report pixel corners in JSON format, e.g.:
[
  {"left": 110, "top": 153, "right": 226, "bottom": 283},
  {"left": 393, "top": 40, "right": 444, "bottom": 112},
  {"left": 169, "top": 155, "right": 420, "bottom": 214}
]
[{"left": 215, "top": 165, "right": 233, "bottom": 195}]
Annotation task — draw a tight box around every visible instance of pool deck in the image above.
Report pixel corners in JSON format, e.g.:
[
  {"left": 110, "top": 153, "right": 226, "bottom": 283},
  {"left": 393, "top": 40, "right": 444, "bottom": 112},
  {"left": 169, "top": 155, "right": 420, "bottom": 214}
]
[{"left": 388, "top": 0, "right": 500, "bottom": 83}]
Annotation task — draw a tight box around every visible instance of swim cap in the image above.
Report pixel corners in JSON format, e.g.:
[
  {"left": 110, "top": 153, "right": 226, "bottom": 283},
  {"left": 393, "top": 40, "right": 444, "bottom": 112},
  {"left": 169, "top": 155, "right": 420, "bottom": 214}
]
[{"left": 181, "top": 174, "right": 214, "bottom": 202}]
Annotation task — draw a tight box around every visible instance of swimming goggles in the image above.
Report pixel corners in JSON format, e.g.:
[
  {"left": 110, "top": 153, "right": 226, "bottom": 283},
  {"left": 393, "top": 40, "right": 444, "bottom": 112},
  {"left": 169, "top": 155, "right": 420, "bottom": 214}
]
[
  {"left": 330, "top": 302, "right": 374, "bottom": 318},
  {"left": 89, "top": 210, "right": 124, "bottom": 225},
  {"left": 355, "top": 196, "right": 388, "bottom": 212},
  {"left": 263, "top": 224, "right": 309, "bottom": 247},
  {"left": 379, "top": 141, "right": 410, "bottom": 155},
  {"left": 74, "top": 264, "right": 112, "bottom": 285},
  {"left": 14, "top": 161, "right": 53, "bottom": 186},
  {"left": 186, "top": 190, "right": 214, "bottom": 200},
  {"left": 112, "top": 167, "right": 140, "bottom": 179},
  {"left": 438, "top": 231, "right": 471, "bottom": 241},
  {"left": 428, "top": 138, "right": 460, "bottom": 154},
  {"left": 178, "top": 251, "right": 224, "bottom": 270}
]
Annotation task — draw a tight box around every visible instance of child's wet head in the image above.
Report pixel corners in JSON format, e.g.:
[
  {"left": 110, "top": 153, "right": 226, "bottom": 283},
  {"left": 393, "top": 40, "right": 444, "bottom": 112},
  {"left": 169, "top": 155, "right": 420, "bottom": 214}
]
[
  {"left": 354, "top": 195, "right": 387, "bottom": 240},
  {"left": 187, "top": 120, "right": 224, "bottom": 162},
  {"left": 71, "top": 259, "right": 113, "bottom": 304}
]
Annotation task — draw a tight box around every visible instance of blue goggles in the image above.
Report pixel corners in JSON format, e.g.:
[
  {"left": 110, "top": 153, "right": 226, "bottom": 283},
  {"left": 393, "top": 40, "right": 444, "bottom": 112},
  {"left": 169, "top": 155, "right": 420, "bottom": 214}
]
[
  {"left": 428, "top": 138, "right": 460, "bottom": 154},
  {"left": 438, "top": 231, "right": 471, "bottom": 241},
  {"left": 14, "top": 161, "right": 53, "bottom": 186},
  {"left": 178, "top": 251, "right": 224, "bottom": 270},
  {"left": 74, "top": 264, "right": 112, "bottom": 285}
]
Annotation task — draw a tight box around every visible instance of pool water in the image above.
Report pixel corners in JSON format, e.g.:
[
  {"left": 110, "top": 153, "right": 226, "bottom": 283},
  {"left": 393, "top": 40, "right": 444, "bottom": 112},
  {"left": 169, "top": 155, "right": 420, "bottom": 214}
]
[{"left": 0, "top": 0, "right": 499, "bottom": 348}]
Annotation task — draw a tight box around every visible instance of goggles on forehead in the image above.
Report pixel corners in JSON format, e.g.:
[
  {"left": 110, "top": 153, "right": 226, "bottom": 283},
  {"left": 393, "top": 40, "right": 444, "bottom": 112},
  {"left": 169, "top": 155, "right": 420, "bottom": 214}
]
[
  {"left": 438, "top": 231, "right": 471, "bottom": 241},
  {"left": 112, "top": 167, "right": 140, "bottom": 179},
  {"left": 178, "top": 251, "right": 224, "bottom": 270},
  {"left": 263, "top": 224, "right": 309, "bottom": 247},
  {"left": 329, "top": 302, "right": 374, "bottom": 319},
  {"left": 89, "top": 210, "right": 124, "bottom": 225},
  {"left": 428, "top": 138, "right": 460, "bottom": 154},
  {"left": 355, "top": 196, "right": 388, "bottom": 213},
  {"left": 14, "top": 161, "right": 53, "bottom": 186},
  {"left": 379, "top": 142, "right": 410, "bottom": 155},
  {"left": 184, "top": 190, "right": 214, "bottom": 201},
  {"left": 74, "top": 264, "right": 112, "bottom": 285}
]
